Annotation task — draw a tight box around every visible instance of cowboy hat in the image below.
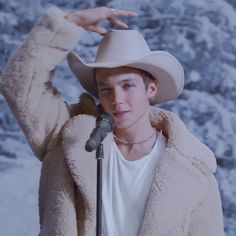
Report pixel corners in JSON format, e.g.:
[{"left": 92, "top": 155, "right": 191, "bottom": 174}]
[{"left": 67, "top": 29, "right": 184, "bottom": 104}]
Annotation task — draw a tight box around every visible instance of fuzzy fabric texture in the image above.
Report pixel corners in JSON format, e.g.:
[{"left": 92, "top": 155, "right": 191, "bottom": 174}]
[
  {"left": 0, "top": 6, "right": 85, "bottom": 160},
  {"left": 0, "top": 6, "right": 225, "bottom": 236},
  {"left": 61, "top": 111, "right": 225, "bottom": 236}
]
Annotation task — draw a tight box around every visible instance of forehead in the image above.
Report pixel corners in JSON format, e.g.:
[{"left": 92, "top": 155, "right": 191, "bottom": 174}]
[{"left": 95, "top": 67, "right": 143, "bottom": 82}]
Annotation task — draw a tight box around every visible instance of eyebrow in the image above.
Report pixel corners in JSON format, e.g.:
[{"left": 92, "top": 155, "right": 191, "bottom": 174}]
[{"left": 97, "top": 78, "right": 136, "bottom": 86}]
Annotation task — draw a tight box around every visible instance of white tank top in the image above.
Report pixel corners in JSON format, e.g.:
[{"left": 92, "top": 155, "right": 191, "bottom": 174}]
[{"left": 102, "top": 131, "right": 166, "bottom": 236}]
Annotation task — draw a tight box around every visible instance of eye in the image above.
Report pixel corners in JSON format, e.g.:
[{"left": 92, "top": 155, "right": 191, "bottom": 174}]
[
  {"left": 100, "top": 88, "right": 110, "bottom": 91},
  {"left": 98, "top": 87, "right": 111, "bottom": 96},
  {"left": 123, "top": 83, "right": 135, "bottom": 90}
]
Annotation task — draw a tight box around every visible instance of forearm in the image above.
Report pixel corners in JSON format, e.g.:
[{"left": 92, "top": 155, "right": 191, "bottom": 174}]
[
  {"left": 0, "top": 6, "right": 84, "bottom": 160},
  {"left": 0, "top": 6, "right": 84, "bottom": 98}
]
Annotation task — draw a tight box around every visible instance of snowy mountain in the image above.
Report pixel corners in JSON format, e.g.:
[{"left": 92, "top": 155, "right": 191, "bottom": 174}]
[{"left": 0, "top": 0, "right": 235, "bottom": 235}]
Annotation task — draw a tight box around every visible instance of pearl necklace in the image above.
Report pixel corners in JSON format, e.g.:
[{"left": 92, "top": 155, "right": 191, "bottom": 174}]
[{"left": 113, "top": 129, "right": 157, "bottom": 145}]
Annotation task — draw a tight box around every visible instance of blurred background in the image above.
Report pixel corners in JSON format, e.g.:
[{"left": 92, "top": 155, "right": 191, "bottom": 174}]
[{"left": 0, "top": 0, "right": 235, "bottom": 235}]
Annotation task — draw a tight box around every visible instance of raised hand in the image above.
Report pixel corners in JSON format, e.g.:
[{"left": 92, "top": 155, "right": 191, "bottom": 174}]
[{"left": 65, "top": 7, "right": 138, "bottom": 35}]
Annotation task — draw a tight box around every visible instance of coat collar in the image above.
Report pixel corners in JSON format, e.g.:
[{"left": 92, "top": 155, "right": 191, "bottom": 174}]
[
  {"left": 62, "top": 107, "right": 216, "bottom": 235},
  {"left": 149, "top": 107, "right": 216, "bottom": 173}
]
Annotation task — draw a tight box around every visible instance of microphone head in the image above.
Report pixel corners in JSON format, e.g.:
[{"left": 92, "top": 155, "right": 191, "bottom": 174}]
[
  {"left": 85, "top": 106, "right": 115, "bottom": 152},
  {"left": 96, "top": 114, "right": 115, "bottom": 131},
  {"left": 85, "top": 140, "right": 97, "bottom": 152},
  {"left": 96, "top": 104, "right": 115, "bottom": 130}
]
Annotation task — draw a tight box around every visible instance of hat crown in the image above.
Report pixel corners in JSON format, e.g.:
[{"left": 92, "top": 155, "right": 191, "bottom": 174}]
[
  {"left": 67, "top": 29, "right": 184, "bottom": 104},
  {"left": 95, "top": 30, "right": 151, "bottom": 63}
]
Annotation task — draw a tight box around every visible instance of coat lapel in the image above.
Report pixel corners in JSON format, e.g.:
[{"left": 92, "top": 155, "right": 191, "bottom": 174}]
[
  {"left": 62, "top": 114, "right": 112, "bottom": 234},
  {"left": 139, "top": 146, "right": 209, "bottom": 235},
  {"left": 138, "top": 108, "right": 214, "bottom": 235}
]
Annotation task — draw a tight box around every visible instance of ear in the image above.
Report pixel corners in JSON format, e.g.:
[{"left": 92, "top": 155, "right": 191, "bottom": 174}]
[{"left": 147, "top": 81, "right": 158, "bottom": 100}]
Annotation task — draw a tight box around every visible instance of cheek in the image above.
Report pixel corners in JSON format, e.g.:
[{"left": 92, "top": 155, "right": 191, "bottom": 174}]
[
  {"left": 132, "top": 90, "right": 149, "bottom": 103},
  {"left": 98, "top": 96, "right": 110, "bottom": 113},
  {"left": 131, "top": 93, "right": 149, "bottom": 111}
]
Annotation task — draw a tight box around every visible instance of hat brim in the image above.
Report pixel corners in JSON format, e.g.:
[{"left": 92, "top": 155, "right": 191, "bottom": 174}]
[{"left": 67, "top": 51, "right": 184, "bottom": 104}]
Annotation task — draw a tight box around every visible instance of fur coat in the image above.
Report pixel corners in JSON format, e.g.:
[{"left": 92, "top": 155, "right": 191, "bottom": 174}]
[{"left": 0, "top": 6, "right": 225, "bottom": 236}]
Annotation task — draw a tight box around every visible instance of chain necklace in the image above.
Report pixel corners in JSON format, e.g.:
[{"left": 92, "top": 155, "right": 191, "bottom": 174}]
[{"left": 113, "top": 128, "right": 157, "bottom": 145}]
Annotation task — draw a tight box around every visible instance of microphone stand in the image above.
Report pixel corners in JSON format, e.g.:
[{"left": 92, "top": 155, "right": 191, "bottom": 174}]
[
  {"left": 96, "top": 143, "right": 104, "bottom": 236},
  {"left": 85, "top": 105, "right": 115, "bottom": 236}
]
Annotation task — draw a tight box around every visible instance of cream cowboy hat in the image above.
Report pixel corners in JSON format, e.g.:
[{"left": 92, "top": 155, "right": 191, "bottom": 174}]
[{"left": 67, "top": 30, "right": 184, "bottom": 104}]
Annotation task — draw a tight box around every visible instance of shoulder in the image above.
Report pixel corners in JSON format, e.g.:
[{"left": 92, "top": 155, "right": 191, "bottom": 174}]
[
  {"left": 68, "top": 93, "right": 98, "bottom": 117},
  {"left": 150, "top": 107, "right": 217, "bottom": 176},
  {"left": 63, "top": 93, "right": 98, "bottom": 141}
]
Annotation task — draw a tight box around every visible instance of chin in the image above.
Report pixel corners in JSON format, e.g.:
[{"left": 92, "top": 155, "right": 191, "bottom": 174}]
[{"left": 114, "top": 121, "right": 135, "bottom": 130}]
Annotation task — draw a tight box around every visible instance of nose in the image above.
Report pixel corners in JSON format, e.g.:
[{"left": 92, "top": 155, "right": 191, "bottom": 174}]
[{"left": 111, "top": 87, "right": 123, "bottom": 105}]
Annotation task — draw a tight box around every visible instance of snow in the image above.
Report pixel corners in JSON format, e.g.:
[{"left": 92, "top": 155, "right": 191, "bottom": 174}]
[
  {"left": 0, "top": 0, "right": 235, "bottom": 235},
  {"left": 0, "top": 154, "right": 41, "bottom": 236}
]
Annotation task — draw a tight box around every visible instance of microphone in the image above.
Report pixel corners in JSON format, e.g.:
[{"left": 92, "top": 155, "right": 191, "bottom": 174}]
[{"left": 85, "top": 105, "right": 115, "bottom": 152}]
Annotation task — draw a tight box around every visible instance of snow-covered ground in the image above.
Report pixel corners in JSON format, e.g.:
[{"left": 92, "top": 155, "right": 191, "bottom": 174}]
[{"left": 0, "top": 153, "right": 41, "bottom": 236}]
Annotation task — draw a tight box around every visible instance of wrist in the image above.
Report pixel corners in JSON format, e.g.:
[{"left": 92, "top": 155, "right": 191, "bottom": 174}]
[{"left": 64, "top": 12, "right": 85, "bottom": 27}]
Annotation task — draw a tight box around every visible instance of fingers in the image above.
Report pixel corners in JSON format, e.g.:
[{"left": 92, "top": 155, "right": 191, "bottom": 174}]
[
  {"left": 109, "top": 8, "right": 138, "bottom": 18},
  {"left": 65, "top": 7, "right": 138, "bottom": 34},
  {"left": 106, "top": 8, "right": 138, "bottom": 29},
  {"left": 107, "top": 16, "right": 128, "bottom": 28},
  {"left": 84, "top": 24, "right": 107, "bottom": 35}
]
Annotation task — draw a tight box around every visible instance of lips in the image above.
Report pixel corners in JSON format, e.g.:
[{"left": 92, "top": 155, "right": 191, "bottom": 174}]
[{"left": 113, "top": 111, "right": 129, "bottom": 118}]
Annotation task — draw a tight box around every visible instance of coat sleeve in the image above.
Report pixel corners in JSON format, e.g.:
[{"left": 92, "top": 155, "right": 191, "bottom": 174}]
[
  {"left": 38, "top": 143, "right": 77, "bottom": 236},
  {"left": 0, "top": 7, "right": 84, "bottom": 161},
  {"left": 188, "top": 173, "right": 225, "bottom": 236}
]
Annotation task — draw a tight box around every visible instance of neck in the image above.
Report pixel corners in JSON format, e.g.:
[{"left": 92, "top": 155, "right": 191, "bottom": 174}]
[
  {"left": 113, "top": 110, "right": 154, "bottom": 143},
  {"left": 114, "top": 121, "right": 158, "bottom": 161}
]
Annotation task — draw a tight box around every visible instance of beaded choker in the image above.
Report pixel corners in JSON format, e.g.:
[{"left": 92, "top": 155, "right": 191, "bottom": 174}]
[{"left": 113, "top": 129, "right": 157, "bottom": 145}]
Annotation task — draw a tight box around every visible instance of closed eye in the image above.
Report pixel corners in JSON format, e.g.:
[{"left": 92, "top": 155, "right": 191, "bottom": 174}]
[
  {"left": 99, "top": 87, "right": 111, "bottom": 91},
  {"left": 98, "top": 87, "right": 112, "bottom": 96}
]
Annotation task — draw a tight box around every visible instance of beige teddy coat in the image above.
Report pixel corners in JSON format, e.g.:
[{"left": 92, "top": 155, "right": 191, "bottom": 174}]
[{"left": 0, "top": 6, "right": 225, "bottom": 236}]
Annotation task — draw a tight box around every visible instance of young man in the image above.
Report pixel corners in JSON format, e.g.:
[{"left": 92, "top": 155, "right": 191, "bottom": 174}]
[{"left": 0, "top": 6, "right": 224, "bottom": 236}]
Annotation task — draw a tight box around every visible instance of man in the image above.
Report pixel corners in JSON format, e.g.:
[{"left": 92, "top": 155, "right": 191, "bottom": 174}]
[{"left": 0, "top": 6, "right": 224, "bottom": 236}]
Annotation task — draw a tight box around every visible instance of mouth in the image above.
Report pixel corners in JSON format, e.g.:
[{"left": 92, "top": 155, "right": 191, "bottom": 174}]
[{"left": 113, "top": 111, "right": 129, "bottom": 118}]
